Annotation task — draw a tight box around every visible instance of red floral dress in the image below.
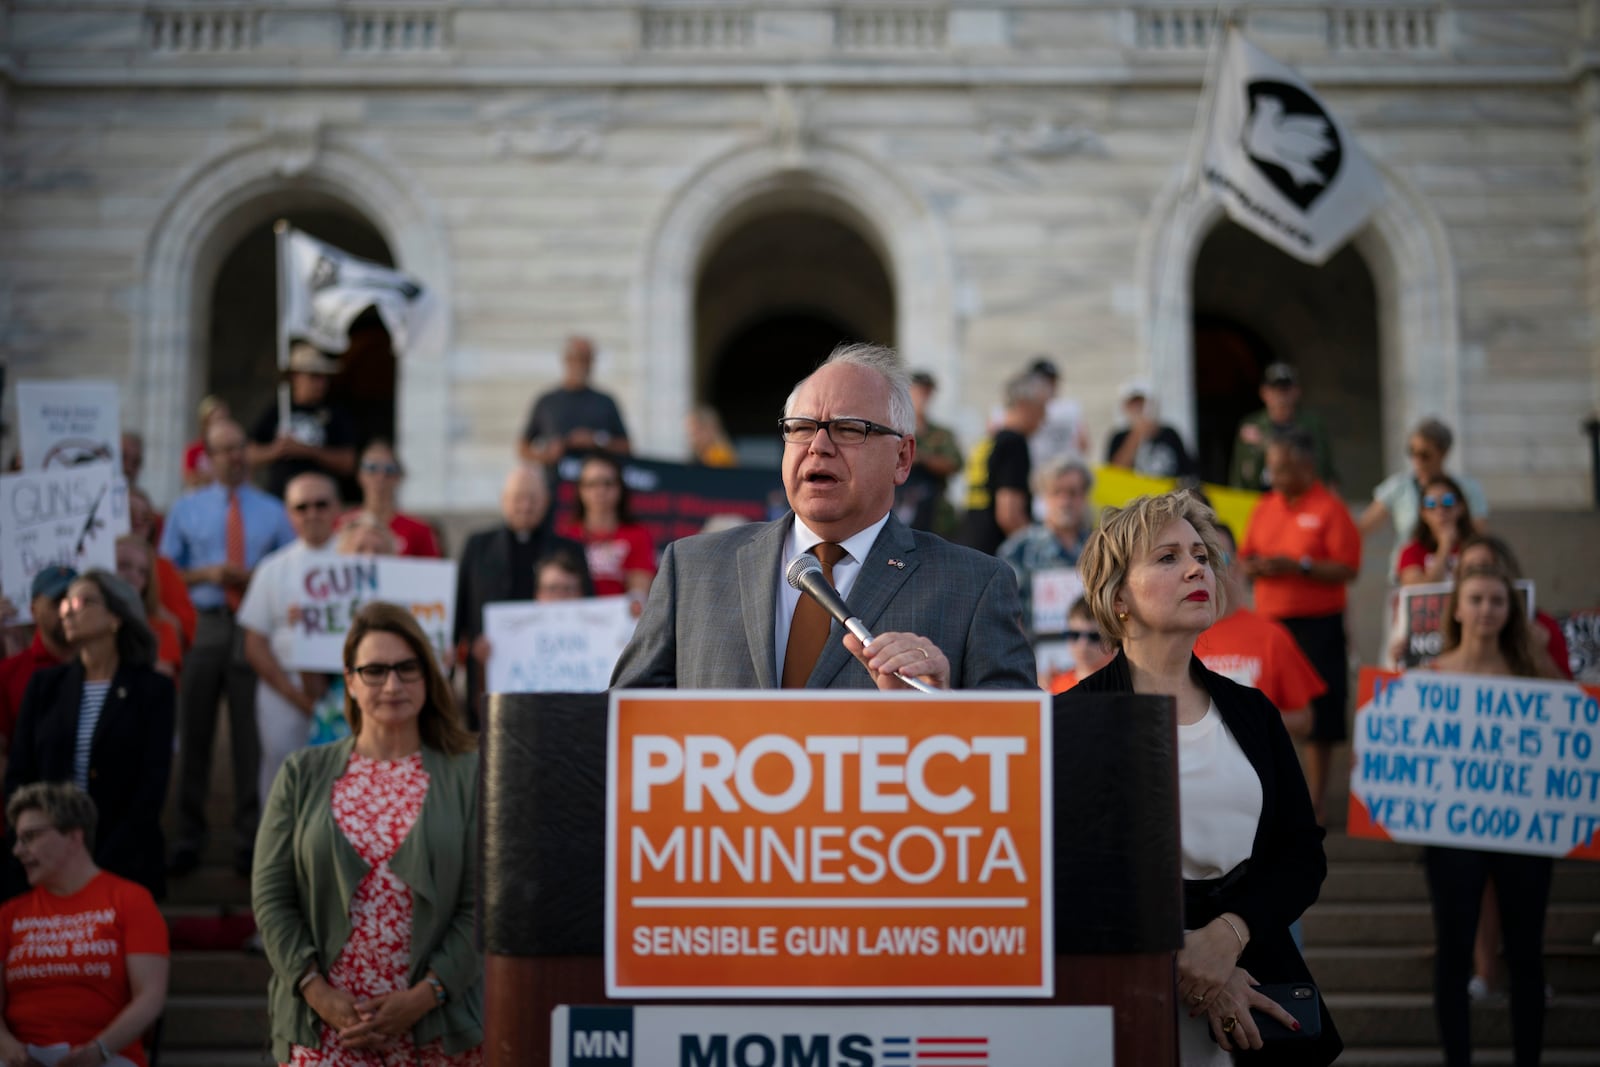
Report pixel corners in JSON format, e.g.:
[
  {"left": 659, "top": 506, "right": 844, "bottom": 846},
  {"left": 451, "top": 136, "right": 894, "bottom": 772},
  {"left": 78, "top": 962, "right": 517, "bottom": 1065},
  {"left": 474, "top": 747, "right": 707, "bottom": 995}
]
[{"left": 289, "top": 752, "right": 482, "bottom": 1067}]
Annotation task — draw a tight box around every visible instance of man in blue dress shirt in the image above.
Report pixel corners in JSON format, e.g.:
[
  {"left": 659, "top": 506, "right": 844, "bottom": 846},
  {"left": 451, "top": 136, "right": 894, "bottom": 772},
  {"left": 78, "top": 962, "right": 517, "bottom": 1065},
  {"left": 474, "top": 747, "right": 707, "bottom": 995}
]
[{"left": 160, "top": 418, "right": 295, "bottom": 877}]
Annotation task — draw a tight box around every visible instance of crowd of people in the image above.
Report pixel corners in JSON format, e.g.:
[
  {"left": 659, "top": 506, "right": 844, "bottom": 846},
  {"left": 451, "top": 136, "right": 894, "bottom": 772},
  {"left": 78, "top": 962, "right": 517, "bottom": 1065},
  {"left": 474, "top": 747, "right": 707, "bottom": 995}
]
[{"left": 0, "top": 331, "right": 1581, "bottom": 1066}]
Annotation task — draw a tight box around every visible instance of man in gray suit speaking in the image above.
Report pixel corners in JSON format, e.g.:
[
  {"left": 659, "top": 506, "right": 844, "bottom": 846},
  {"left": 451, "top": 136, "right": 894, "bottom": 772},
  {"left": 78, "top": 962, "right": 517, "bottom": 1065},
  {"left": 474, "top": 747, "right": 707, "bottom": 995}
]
[{"left": 612, "top": 344, "right": 1037, "bottom": 691}]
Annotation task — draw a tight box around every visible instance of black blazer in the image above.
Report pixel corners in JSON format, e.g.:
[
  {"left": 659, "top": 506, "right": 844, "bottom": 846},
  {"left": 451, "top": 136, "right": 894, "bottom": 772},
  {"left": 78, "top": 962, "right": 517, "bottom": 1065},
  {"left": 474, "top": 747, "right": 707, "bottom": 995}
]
[
  {"left": 452, "top": 522, "right": 592, "bottom": 718},
  {"left": 4, "top": 660, "right": 176, "bottom": 901},
  {"left": 1068, "top": 651, "right": 1342, "bottom": 1066}
]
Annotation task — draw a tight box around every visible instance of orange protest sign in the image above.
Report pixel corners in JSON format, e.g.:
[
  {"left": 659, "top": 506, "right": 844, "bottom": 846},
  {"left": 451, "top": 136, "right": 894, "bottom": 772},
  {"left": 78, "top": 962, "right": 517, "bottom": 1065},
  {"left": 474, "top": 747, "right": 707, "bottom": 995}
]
[{"left": 606, "top": 690, "right": 1054, "bottom": 998}]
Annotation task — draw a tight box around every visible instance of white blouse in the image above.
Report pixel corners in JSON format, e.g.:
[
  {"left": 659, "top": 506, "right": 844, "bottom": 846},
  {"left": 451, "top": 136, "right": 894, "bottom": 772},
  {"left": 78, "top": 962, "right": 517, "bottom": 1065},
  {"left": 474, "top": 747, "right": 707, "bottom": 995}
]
[{"left": 1177, "top": 701, "right": 1263, "bottom": 881}]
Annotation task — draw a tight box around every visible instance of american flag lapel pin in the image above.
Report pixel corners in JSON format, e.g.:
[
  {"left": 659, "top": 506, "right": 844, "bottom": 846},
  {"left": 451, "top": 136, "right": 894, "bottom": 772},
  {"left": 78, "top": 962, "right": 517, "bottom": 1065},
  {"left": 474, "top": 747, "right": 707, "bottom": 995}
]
[{"left": 887, "top": 558, "right": 905, "bottom": 569}]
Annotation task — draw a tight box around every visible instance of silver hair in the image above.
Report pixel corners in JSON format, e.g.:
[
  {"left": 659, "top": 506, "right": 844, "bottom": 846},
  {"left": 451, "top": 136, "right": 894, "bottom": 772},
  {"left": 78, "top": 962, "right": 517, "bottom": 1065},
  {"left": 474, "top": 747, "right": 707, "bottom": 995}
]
[
  {"left": 784, "top": 342, "right": 916, "bottom": 436},
  {"left": 1006, "top": 372, "right": 1052, "bottom": 407},
  {"left": 1031, "top": 456, "right": 1094, "bottom": 496},
  {"left": 1411, "top": 417, "right": 1454, "bottom": 455}
]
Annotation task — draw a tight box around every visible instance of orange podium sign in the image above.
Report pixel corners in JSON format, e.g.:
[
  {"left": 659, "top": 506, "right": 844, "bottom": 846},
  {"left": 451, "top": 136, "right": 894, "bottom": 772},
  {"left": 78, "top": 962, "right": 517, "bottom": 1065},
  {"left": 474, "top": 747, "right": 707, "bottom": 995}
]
[{"left": 606, "top": 690, "right": 1054, "bottom": 998}]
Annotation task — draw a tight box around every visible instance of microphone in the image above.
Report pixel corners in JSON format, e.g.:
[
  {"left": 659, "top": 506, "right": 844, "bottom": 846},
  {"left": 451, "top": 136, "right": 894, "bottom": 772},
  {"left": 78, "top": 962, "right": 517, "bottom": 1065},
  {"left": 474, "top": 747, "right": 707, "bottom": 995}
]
[{"left": 785, "top": 554, "right": 938, "bottom": 694}]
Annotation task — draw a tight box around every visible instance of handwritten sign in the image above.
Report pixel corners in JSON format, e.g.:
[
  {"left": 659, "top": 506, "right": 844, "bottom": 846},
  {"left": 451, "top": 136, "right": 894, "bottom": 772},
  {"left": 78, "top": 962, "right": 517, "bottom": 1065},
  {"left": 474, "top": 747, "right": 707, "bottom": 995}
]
[
  {"left": 1030, "top": 567, "right": 1083, "bottom": 636},
  {"left": 607, "top": 690, "right": 1053, "bottom": 998},
  {"left": 1349, "top": 667, "right": 1600, "bottom": 860},
  {"left": 285, "top": 556, "right": 456, "bottom": 671},
  {"left": 483, "top": 597, "right": 636, "bottom": 693},
  {"left": 16, "top": 380, "right": 121, "bottom": 472},
  {"left": 0, "top": 463, "right": 129, "bottom": 623},
  {"left": 1391, "top": 581, "right": 1535, "bottom": 669}
]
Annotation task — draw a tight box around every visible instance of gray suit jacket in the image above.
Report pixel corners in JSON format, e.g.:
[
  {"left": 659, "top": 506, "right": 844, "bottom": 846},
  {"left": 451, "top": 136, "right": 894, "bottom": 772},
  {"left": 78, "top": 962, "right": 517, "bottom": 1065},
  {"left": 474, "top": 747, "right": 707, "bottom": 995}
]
[{"left": 611, "top": 512, "right": 1038, "bottom": 690}]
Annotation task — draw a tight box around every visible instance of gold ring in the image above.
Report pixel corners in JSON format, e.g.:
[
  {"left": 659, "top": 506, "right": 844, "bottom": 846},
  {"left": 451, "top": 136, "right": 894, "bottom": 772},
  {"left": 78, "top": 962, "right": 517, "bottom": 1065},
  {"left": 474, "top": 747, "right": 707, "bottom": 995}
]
[
  {"left": 918, "top": 647, "right": 930, "bottom": 659},
  {"left": 1189, "top": 993, "right": 1205, "bottom": 1004},
  {"left": 1221, "top": 1017, "right": 1237, "bottom": 1034}
]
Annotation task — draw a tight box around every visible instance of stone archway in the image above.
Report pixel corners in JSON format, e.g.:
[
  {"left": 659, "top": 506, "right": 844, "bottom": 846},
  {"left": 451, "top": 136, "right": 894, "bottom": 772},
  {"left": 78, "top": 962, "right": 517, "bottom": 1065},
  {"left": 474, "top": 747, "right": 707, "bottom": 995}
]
[
  {"left": 635, "top": 136, "right": 957, "bottom": 460},
  {"left": 1137, "top": 162, "right": 1460, "bottom": 476},
  {"left": 136, "top": 132, "right": 453, "bottom": 506}
]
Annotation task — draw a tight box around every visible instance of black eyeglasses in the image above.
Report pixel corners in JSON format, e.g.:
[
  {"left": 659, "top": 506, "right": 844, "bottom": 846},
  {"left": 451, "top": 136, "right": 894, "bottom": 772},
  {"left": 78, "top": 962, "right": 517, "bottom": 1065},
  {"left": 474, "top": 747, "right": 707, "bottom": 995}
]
[
  {"left": 349, "top": 658, "right": 425, "bottom": 685},
  {"left": 361, "top": 462, "right": 401, "bottom": 476},
  {"left": 1064, "top": 629, "right": 1104, "bottom": 644},
  {"left": 1422, "top": 493, "right": 1458, "bottom": 509},
  {"left": 778, "top": 417, "right": 904, "bottom": 445},
  {"left": 291, "top": 499, "right": 335, "bottom": 513}
]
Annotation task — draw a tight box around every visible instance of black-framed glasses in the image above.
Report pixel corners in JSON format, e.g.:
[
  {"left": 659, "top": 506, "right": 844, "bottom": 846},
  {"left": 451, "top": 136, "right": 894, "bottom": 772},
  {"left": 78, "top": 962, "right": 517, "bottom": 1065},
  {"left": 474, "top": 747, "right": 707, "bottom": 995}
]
[
  {"left": 291, "top": 499, "right": 335, "bottom": 513},
  {"left": 361, "top": 462, "right": 401, "bottom": 476},
  {"left": 1064, "top": 629, "right": 1104, "bottom": 644},
  {"left": 1422, "top": 493, "right": 1458, "bottom": 509},
  {"left": 778, "top": 417, "right": 904, "bottom": 445},
  {"left": 15, "top": 826, "right": 58, "bottom": 848},
  {"left": 349, "top": 658, "right": 425, "bottom": 686}
]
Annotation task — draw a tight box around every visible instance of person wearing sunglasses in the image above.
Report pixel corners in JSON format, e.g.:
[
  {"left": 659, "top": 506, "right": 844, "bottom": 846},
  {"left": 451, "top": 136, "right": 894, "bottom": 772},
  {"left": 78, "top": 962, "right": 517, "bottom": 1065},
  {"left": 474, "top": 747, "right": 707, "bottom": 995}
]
[
  {"left": 340, "top": 439, "right": 441, "bottom": 558},
  {"left": 238, "top": 473, "right": 343, "bottom": 816},
  {"left": 254, "top": 601, "right": 482, "bottom": 1065},
  {"left": 5, "top": 571, "right": 174, "bottom": 904},
  {"left": 1045, "top": 598, "right": 1116, "bottom": 694},
  {"left": 1397, "top": 474, "right": 1476, "bottom": 587},
  {"left": 1358, "top": 417, "right": 1489, "bottom": 577}
]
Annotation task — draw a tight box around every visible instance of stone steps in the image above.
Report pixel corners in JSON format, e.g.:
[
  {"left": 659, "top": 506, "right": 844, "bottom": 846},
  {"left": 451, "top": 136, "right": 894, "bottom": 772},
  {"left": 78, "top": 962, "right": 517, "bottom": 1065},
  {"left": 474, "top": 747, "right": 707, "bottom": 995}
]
[
  {"left": 1326, "top": 992, "right": 1600, "bottom": 1047},
  {"left": 1320, "top": 860, "right": 1600, "bottom": 903},
  {"left": 1302, "top": 901, "right": 1599, "bottom": 948},
  {"left": 1305, "top": 944, "right": 1600, "bottom": 994}
]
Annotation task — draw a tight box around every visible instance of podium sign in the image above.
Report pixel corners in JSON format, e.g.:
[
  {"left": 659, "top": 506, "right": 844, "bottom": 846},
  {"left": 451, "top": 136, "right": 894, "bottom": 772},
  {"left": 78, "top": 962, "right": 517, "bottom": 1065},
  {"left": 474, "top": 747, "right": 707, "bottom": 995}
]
[
  {"left": 551, "top": 1005, "right": 1113, "bottom": 1067},
  {"left": 606, "top": 690, "right": 1053, "bottom": 998}
]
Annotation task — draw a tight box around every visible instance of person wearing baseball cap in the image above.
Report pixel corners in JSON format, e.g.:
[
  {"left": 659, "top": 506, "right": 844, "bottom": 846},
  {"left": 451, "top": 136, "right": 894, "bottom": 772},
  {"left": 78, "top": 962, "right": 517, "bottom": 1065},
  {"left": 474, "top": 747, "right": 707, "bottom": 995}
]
[
  {"left": 245, "top": 341, "right": 359, "bottom": 499},
  {"left": 1228, "top": 361, "right": 1338, "bottom": 491},
  {"left": 0, "top": 567, "right": 78, "bottom": 768},
  {"left": 1105, "top": 380, "right": 1197, "bottom": 480},
  {"left": 896, "top": 371, "right": 963, "bottom": 537}
]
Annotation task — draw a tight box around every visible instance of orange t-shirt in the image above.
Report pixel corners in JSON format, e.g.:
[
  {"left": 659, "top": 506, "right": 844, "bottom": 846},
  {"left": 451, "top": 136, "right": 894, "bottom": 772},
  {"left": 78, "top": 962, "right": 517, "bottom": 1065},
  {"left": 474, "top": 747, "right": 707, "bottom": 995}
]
[
  {"left": 1196, "top": 608, "right": 1328, "bottom": 713},
  {"left": 155, "top": 555, "right": 196, "bottom": 649},
  {"left": 154, "top": 617, "right": 183, "bottom": 678},
  {"left": 0, "top": 871, "right": 169, "bottom": 1066},
  {"left": 1240, "top": 482, "right": 1361, "bottom": 620}
]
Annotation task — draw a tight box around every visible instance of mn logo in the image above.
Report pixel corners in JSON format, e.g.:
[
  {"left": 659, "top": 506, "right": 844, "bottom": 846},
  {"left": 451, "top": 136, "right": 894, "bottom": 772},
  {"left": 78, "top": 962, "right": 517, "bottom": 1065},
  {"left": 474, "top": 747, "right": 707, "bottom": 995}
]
[
  {"left": 1242, "top": 80, "right": 1343, "bottom": 211},
  {"left": 570, "top": 1006, "right": 634, "bottom": 1064}
]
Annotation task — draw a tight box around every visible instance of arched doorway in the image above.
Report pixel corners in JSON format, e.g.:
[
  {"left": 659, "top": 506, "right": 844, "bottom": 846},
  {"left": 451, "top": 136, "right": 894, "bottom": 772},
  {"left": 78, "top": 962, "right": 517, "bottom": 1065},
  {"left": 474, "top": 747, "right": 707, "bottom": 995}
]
[
  {"left": 208, "top": 205, "right": 397, "bottom": 462},
  {"left": 695, "top": 208, "right": 895, "bottom": 466},
  {"left": 1191, "top": 220, "right": 1382, "bottom": 492}
]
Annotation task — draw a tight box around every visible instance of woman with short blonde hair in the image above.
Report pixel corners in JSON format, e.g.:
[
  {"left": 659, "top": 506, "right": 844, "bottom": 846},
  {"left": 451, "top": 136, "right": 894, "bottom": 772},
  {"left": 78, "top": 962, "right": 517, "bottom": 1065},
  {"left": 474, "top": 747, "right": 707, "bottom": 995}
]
[{"left": 1065, "top": 490, "right": 1339, "bottom": 1066}]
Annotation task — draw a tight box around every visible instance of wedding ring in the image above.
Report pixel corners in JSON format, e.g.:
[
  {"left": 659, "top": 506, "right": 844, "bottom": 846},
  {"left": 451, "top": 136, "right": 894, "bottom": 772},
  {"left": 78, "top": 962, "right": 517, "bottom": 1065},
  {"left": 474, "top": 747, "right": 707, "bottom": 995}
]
[
  {"left": 1221, "top": 1017, "right": 1237, "bottom": 1034},
  {"left": 917, "top": 647, "right": 930, "bottom": 659},
  {"left": 1189, "top": 993, "right": 1205, "bottom": 1005}
]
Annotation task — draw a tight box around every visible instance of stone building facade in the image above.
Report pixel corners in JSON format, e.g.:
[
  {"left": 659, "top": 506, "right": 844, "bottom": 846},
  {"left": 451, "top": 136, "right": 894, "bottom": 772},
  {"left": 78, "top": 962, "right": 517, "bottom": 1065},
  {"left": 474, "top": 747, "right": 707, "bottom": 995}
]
[{"left": 2, "top": 0, "right": 1598, "bottom": 513}]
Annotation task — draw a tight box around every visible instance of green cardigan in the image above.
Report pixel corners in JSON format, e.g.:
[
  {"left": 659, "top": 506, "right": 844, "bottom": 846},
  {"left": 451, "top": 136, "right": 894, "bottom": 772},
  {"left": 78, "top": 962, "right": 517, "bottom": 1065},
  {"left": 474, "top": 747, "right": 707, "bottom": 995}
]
[{"left": 252, "top": 737, "right": 483, "bottom": 1061}]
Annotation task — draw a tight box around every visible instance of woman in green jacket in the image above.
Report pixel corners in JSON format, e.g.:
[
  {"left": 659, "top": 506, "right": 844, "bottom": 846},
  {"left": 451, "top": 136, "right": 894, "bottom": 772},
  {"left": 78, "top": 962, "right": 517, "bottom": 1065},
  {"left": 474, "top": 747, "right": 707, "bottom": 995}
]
[{"left": 253, "top": 601, "right": 483, "bottom": 1065}]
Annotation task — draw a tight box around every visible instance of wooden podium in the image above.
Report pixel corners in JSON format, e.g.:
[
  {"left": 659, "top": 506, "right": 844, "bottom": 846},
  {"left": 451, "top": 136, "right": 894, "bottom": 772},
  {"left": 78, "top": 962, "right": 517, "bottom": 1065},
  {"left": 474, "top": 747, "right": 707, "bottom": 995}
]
[{"left": 479, "top": 691, "right": 1181, "bottom": 1066}]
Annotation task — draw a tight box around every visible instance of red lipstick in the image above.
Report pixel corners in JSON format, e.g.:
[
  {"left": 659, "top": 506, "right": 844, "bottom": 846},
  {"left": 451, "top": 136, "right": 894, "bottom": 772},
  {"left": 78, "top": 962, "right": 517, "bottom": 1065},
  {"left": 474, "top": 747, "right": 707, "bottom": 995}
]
[{"left": 1185, "top": 590, "right": 1210, "bottom": 602}]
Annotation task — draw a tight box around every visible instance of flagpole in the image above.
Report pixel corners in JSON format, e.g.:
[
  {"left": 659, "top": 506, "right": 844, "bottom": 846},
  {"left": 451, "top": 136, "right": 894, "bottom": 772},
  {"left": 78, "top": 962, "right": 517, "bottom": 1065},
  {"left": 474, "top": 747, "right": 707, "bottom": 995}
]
[
  {"left": 274, "top": 219, "right": 292, "bottom": 436},
  {"left": 1179, "top": 3, "right": 1239, "bottom": 201}
]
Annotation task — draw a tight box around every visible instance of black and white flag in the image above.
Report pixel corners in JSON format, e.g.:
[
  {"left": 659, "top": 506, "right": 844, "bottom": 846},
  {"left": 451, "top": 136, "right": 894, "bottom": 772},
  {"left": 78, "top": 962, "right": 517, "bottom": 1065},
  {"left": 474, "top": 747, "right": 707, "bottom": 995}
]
[
  {"left": 1201, "top": 28, "right": 1385, "bottom": 265},
  {"left": 279, "top": 227, "right": 440, "bottom": 357}
]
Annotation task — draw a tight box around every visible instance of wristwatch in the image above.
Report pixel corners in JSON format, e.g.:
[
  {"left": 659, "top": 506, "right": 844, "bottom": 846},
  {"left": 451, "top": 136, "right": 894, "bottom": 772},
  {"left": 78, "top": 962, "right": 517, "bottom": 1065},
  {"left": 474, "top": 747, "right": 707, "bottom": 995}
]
[{"left": 1298, "top": 556, "right": 1313, "bottom": 576}]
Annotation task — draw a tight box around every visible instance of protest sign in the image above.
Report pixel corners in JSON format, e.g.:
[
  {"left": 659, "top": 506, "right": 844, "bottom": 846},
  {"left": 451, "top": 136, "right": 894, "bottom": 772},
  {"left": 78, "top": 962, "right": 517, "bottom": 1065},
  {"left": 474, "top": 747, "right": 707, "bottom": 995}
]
[
  {"left": 552, "top": 455, "right": 785, "bottom": 547},
  {"left": 607, "top": 690, "right": 1053, "bottom": 998},
  {"left": 484, "top": 597, "right": 635, "bottom": 693},
  {"left": 16, "top": 380, "right": 121, "bottom": 472},
  {"left": 285, "top": 556, "right": 455, "bottom": 671},
  {"left": 1562, "top": 609, "right": 1600, "bottom": 684},
  {"left": 1391, "top": 580, "right": 1535, "bottom": 669},
  {"left": 1349, "top": 667, "right": 1600, "bottom": 860},
  {"left": 0, "top": 463, "right": 129, "bottom": 623},
  {"left": 1090, "top": 465, "right": 1260, "bottom": 545},
  {"left": 1030, "top": 567, "right": 1083, "bottom": 637}
]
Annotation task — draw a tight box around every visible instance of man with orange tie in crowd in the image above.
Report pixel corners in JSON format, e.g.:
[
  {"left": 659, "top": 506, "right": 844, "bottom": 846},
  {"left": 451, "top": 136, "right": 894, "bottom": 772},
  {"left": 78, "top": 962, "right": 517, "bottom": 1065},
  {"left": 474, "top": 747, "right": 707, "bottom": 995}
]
[
  {"left": 612, "top": 343, "right": 1035, "bottom": 692},
  {"left": 160, "top": 419, "right": 294, "bottom": 878}
]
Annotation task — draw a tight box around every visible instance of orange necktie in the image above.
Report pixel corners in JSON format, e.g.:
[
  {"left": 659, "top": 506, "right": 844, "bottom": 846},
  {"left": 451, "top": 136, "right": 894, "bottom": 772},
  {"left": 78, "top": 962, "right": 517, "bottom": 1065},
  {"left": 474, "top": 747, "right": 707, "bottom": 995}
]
[
  {"left": 781, "top": 542, "right": 846, "bottom": 689},
  {"left": 224, "top": 489, "right": 246, "bottom": 612}
]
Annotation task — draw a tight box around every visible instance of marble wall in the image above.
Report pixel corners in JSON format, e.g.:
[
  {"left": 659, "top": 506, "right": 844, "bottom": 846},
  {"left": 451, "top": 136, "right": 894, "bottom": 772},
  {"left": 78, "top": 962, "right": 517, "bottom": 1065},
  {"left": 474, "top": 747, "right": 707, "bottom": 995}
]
[{"left": 2, "top": 1, "right": 1597, "bottom": 510}]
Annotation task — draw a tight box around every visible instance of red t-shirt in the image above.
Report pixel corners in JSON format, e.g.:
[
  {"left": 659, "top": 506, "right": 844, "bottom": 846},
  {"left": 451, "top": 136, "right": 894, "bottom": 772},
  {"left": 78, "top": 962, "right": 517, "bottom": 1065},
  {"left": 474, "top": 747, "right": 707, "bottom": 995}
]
[
  {"left": 556, "top": 521, "right": 657, "bottom": 597},
  {"left": 1241, "top": 482, "right": 1362, "bottom": 620},
  {"left": 1196, "top": 608, "right": 1328, "bottom": 713},
  {"left": 1397, "top": 539, "right": 1459, "bottom": 580},
  {"left": 336, "top": 510, "right": 442, "bottom": 558},
  {"left": 182, "top": 439, "right": 209, "bottom": 480},
  {"left": 155, "top": 555, "right": 196, "bottom": 650},
  {"left": 154, "top": 617, "right": 183, "bottom": 677},
  {"left": 0, "top": 871, "right": 169, "bottom": 1066},
  {"left": 0, "top": 635, "right": 64, "bottom": 749}
]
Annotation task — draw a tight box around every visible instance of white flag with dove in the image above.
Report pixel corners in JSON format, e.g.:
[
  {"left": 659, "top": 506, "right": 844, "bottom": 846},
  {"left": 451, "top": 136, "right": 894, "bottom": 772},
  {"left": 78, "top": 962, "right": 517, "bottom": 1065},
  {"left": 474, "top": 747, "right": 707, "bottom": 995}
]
[
  {"left": 279, "top": 227, "right": 441, "bottom": 358},
  {"left": 1201, "top": 28, "right": 1385, "bottom": 265}
]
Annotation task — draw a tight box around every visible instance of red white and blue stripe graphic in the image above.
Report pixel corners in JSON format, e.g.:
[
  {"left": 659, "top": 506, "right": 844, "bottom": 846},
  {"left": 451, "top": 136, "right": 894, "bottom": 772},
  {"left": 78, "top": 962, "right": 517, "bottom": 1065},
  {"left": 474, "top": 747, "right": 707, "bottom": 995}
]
[{"left": 880, "top": 1035, "right": 989, "bottom": 1066}]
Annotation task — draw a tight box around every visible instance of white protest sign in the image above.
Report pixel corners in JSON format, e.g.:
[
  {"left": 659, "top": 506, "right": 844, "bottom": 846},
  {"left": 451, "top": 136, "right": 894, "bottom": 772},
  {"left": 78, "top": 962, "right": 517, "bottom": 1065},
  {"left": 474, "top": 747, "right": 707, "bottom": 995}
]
[
  {"left": 1030, "top": 567, "right": 1083, "bottom": 636},
  {"left": 1350, "top": 668, "right": 1600, "bottom": 860},
  {"left": 16, "top": 380, "right": 121, "bottom": 472},
  {"left": 483, "top": 597, "right": 635, "bottom": 694},
  {"left": 0, "top": 463, "right": 130, "bottom": 623},
  {"left": 286, "top": 556, "right": 456, "bottom": 672}
]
